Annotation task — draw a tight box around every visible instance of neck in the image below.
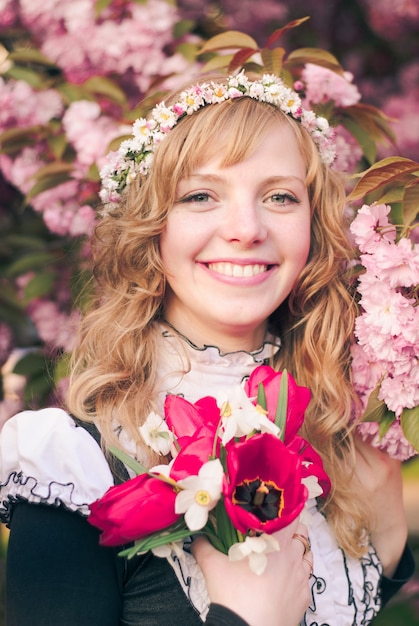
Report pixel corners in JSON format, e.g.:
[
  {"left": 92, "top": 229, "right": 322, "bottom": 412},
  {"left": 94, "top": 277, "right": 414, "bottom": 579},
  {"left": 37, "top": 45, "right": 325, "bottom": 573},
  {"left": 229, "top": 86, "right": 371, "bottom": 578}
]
[{"left": 161, "top": 318, "right": 268, "bottom": 354}]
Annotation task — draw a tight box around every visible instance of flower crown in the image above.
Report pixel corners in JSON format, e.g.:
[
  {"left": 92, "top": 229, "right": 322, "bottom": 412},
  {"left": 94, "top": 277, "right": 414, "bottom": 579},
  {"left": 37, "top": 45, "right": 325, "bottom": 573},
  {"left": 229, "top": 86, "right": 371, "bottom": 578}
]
[{"left": 99, "top": 71, "right": 336, "bottom": 209}]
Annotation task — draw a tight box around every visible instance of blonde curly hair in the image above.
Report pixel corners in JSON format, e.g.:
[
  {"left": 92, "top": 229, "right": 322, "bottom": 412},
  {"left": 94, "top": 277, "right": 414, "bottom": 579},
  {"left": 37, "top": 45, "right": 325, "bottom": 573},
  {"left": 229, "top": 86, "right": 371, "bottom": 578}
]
[{"left": 68, "top": 79, "right": 367, "bottom": 557}]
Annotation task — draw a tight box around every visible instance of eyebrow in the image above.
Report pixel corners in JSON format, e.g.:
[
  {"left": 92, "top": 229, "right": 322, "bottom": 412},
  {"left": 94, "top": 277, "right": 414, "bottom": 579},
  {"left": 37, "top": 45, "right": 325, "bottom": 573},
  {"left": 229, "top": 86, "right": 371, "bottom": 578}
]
[{"left": 182, "top": 173, "right": 306, "bottom": 187}]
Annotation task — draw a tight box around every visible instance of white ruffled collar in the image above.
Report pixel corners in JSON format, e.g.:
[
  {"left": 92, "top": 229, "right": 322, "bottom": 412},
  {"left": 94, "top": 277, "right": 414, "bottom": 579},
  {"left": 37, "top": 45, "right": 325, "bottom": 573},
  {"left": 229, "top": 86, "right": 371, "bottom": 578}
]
[{"left": 154, "top": 322, "right": 281, "bottom": 413}]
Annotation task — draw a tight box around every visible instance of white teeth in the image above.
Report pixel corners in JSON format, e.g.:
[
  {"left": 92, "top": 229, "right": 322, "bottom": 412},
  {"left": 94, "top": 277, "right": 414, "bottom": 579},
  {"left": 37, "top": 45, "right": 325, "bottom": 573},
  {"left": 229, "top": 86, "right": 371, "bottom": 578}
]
[{"left": 208, "top": 262, "right": 267, "bottom": 277}]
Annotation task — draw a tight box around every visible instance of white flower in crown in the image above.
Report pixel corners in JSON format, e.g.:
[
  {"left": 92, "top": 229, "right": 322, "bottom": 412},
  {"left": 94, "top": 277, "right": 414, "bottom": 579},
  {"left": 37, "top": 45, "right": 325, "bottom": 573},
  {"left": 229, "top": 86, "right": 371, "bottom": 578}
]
[
  {"left": 207, "top": 83, "right": 230, "bottom": 104},
  {"left": 99, "top": 71, "right": 337, "bottom": 211},
  {"left": 301, "top": 109, "right": 318, "bottom": 132}
]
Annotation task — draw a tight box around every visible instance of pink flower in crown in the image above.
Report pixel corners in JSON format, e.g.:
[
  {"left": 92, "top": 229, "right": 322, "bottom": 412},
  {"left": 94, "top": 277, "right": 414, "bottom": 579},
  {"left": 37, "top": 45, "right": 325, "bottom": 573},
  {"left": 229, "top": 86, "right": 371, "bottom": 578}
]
[
  {"left": 350, "top": 203, "right": 397, "bottom": 252},
  {"left": 172, "top": 103, "right": 187, "bottom": 117}
]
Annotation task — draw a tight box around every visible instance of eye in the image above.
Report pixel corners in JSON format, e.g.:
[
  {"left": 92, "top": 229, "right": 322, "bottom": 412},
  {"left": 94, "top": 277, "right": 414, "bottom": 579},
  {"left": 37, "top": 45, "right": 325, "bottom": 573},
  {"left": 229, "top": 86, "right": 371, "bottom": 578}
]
[
  {"left": 179, "top": 191, "right": 211, "bottom": 204},
  {"left": 268, "top": 192, "right": 299, "bottom": 205}
]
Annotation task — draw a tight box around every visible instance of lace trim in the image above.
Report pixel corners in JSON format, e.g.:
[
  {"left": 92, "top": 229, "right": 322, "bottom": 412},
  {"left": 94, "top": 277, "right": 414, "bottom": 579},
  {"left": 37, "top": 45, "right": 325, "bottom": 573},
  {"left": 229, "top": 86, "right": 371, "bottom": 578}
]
[
  {"left": 160, "top": 321, "right": 281, "bottom": 365},
  {"left": 0, "top": 470, "right": 91, "bottom": 526}
]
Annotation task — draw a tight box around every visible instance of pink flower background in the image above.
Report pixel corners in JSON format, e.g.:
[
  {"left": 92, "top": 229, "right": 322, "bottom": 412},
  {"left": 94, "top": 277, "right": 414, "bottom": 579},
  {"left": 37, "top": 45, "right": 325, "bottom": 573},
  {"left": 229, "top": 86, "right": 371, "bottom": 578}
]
[{"left": 0, "top": 0, "right": 418, "bottom": 458}]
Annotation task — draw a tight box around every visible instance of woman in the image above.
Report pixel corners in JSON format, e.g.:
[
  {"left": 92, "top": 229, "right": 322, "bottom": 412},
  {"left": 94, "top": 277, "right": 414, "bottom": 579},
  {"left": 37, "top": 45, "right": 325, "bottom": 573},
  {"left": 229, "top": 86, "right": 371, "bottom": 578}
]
[{"left": 1, "top": 72, "right": 414, "bottom": 625}]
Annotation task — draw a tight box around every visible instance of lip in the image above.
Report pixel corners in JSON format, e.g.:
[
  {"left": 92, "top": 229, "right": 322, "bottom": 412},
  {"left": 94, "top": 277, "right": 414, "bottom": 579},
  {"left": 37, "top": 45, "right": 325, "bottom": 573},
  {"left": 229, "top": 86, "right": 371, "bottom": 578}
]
[{"left": 197, "top": 260, "right": 278, "bottom": 285}]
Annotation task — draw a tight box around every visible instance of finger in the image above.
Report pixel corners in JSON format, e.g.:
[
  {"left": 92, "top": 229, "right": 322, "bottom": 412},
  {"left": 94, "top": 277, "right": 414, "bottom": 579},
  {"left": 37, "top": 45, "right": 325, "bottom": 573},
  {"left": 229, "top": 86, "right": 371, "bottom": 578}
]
[
  {"left": 303, "top": 556, "right": 314, "bottom": 578},
  {"left": 292, "top": 532, "right": 311, "bottom": 556}
]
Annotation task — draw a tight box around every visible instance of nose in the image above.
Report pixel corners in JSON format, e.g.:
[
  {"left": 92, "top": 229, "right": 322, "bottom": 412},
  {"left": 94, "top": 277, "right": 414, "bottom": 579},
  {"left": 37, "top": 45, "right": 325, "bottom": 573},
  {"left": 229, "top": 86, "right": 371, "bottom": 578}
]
[{"left": 219, "top": 199, "right": 268, "bottom": 247}]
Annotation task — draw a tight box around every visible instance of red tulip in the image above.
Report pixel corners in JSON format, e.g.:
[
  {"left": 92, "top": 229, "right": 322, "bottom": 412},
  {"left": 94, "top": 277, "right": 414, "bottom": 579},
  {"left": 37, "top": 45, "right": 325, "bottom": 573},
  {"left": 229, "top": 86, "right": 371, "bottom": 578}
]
[
  {"left": 88, "top": 473, "right": 179, "bottom": 546},
  {"left": 164, "top": 394, "right": 221, "bottom": 451},
  {"left": 223, "top": 433, "right": 308, "bottom": 535},
  {"left": 244, "top": 365, "right": 311, "bottom": 442}
]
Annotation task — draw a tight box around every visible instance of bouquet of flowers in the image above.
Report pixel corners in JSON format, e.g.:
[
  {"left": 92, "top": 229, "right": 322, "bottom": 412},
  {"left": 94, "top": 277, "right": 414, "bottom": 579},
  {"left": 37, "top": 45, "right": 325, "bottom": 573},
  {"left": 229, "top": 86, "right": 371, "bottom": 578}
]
[
  {"left": 88, "top": 365, "right": 330, "bottom": 574},
  {"left": 348, "top": 157, "right": 419, "bottom": 461}
]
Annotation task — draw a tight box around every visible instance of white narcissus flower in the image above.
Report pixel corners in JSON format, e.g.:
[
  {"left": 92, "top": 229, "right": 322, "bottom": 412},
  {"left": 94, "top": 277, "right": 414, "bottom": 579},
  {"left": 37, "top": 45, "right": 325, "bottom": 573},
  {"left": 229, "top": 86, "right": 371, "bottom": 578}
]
[
  {"left": 216, "top": 385, "right": 280, "bottom": 445},
  {"left": 151, "top": 540, "right": 185, "bottom": 563},
  {"left": 139, "top": 411, "right": 174, "bottom": 456},
  {"left": 175, "top": 459, "right": 224, "bottom": 531},
  {"left": 228, "top": 534, "right": 280, "bottom": 575}
]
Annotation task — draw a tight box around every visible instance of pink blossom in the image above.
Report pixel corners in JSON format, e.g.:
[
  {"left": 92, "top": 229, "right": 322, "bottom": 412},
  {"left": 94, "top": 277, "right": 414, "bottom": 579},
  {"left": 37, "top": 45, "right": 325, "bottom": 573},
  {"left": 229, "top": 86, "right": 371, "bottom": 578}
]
[
  {"left": 301, "top": 63, "right": 361, "bottom": 108},
  {"left": 350, "top": 343, "right": 383, "bottom": 398},
  {"left": 30, "top": 181, "right": 95, "bottom": 237},
  {"left": 62, "top": 101, "right": 131, "bottom": 170},
  {"left": 69, "top": 204, "right": 96, "bottom": 237},
  {"left": 28, "top": 299, "right": 80, "bottom": 353},
  {"left": 350, "top": 204, "right": 396, "bottom": 253},
  {"left": 0, "top": 0, "right": 19, "bottom": 28},
  {"left": 356, "top": 274, "right": 414, "bottom": 337},
  {"left": 332, "top": 125, "right": 363, "bottom": 173},
  {"left": 379, "top": 364, "right": 419, "bottom": 416},
  {"left": 20, "top": 0, "right": 179, "bottom": 88},
  {"left": 357, "top": 420, "right": 416, "bottom": 461},
  {"left": 0, "top": 78, "right": 63, "bottom": 130},
  {"left": 0, "top": 148, "right": 44, "bottom": 195},
  {"left": 361, "top": 237, "right": 419, "bottom": 288}
]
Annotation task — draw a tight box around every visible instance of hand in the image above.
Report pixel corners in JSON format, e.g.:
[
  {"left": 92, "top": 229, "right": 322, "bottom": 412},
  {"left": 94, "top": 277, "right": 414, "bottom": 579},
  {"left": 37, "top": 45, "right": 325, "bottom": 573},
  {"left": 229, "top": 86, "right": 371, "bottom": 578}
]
[
  {"left": 354, "top": 435, "right": 408, "bottom": 577},
  {"left": 191, "top": 518, "right": 312, "bottom": 626}
]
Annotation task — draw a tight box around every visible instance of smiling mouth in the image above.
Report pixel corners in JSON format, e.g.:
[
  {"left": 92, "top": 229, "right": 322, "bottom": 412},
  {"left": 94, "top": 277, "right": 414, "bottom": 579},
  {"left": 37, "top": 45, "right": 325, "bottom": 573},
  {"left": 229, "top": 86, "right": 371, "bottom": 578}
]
[{"left": 207, "top": 262, "right": 271, "bottom": 277}]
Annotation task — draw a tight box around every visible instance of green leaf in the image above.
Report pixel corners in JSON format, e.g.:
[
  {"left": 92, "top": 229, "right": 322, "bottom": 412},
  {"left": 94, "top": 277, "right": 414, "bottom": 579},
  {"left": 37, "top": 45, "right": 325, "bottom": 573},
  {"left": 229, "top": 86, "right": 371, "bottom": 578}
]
[
  {"left": 108, "top": 446, "right": 148, "bottom": 475},
  {"left": 402, "top": 181, "right": 419, "bottom": 229},
  {"left": 94, "top": 0, "right": 114, "bottom": 17},
  {"left": 6, "top": 251, "right": 57, "bottom": 277},
  {"left": 260, "top": 47, "right": 285, "bottom": 75},
  {"left": 57, "top": 82, "right": 94, "bottom": 104},
  {"left": 201, "top": 54, "right": 234, "bottom": 73},
  {"left": 12, "top": 351, "right": 47, "bottom": 376},
  {"left": 8, "top": 49, "right": 60, "bottom": 69},
  {"left": 215, "top": 499, "right": 238, "bottom": 553},
  {"left": 401, "top": 406, "right": 419, "bottom": 452},
  {"left": 347, "top": 157, "right": 419, "bottom": 203},
  {"left": 4, "top": 66, "right": 45, "bottom": 89},
  {"left": 378, "top": 412, "right": 396, "bottom": 439},
  {"left": 285, "top": 48, "right": 343, "bottom": 73},
  {"left": 173, "top": 19, "right": 195, "bottom": 39},
  {"left": 23, "top": 272, "right": 55, "bottom": 301},
  {"left": 275, "top": 370, "right": 288, "bottom": 440},
  {"left": 119, "top": 525, "right": 195, "bottom": 559},
  {"left": 340, "top": 117, "right": 377, "bottom": 165},
  {"left": 360, "top": 383, "right": 389, "bottom": 423},
  {"left": 176, "top": 41, "right": 201, "bottom": 62},
  {"left": 257, "top": 382, "right": 267, "bottom": 410},
  {"left": 0, "top": 126, "right": 42, "bottom": 154},
  {"left": 53, "top": 352, "right": 72, "bottom": 383},
  {"left": 25, "top": 172, "right": 73, "bottom": 203},
  {"left": 199, "top": 31, "right": 258, "bottom": 55},
  {"left": 83, "top": 76, "right": 127, "bottom": 105}
]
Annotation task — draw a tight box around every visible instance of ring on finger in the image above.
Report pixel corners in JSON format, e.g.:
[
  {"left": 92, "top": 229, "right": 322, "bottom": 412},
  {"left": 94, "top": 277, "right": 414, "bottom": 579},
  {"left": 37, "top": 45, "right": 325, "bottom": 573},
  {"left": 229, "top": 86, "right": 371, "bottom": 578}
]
[{"left": 292, "top": 533, "right": 311, "bottom": 556}]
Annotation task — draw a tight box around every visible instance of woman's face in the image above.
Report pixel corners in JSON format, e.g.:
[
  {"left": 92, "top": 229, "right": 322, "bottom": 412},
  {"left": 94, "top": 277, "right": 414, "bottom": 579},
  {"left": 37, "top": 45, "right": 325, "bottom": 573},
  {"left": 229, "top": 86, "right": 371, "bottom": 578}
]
[{"left": 160, "top": 122, "right": 311, "bottom": 352}]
